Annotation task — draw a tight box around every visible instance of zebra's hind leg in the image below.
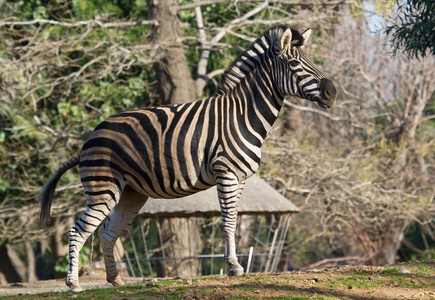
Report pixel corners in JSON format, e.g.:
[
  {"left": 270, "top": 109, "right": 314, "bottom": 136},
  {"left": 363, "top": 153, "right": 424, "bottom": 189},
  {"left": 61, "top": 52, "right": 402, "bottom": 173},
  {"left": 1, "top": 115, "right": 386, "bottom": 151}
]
[
  {"left": 99, "top": 186, "right": 148, "bottom": 286},
  {"left": 216, "top": 174, "right": 246, "bottom": 276},
  {"left": 66, "top": 201, "right": 115, "bottom": 292}
]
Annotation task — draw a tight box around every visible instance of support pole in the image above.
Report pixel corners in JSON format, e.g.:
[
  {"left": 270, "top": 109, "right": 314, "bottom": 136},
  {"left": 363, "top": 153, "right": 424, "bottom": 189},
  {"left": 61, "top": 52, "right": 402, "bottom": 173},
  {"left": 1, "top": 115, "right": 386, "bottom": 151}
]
[
  {"left": 140, "top": 219, "right": 154, "bottom": 278},
  {"left": 246, "top": 246, "right": 254, "bottom": 273}
]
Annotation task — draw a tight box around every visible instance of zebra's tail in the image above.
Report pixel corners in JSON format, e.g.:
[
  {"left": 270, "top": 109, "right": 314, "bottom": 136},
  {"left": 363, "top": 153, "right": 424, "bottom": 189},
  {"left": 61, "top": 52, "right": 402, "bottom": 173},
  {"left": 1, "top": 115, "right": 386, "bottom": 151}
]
[{"left": 38, "top": 156, "right": 80, "bottom": 227}]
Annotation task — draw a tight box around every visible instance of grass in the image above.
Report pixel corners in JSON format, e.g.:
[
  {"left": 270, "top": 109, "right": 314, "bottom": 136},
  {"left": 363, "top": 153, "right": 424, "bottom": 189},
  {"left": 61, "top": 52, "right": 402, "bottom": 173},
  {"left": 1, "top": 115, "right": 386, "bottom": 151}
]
[
  {"left": 2, "top": 261, "right": 434, "bottom": 299},
  {"left": 326, "top": 274, "right": 384, "bottom": 288},
  {"left": 324, "top": 264, "right": 435, "bottom": 291}
]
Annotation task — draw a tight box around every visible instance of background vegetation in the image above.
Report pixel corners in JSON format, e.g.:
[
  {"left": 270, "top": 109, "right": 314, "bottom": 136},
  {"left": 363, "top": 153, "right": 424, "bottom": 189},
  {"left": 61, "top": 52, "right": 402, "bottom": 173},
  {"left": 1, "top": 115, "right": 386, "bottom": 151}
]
[{"left": 0, "top": 0, "right": 434, "bottom": 283}]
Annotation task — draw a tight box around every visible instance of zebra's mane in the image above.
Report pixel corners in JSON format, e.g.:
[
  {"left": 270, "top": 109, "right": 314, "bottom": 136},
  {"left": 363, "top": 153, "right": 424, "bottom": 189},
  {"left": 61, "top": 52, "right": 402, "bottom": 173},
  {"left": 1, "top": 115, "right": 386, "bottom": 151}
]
[{"left": 218, "top": 25, "right": 306, "bottom": 93}]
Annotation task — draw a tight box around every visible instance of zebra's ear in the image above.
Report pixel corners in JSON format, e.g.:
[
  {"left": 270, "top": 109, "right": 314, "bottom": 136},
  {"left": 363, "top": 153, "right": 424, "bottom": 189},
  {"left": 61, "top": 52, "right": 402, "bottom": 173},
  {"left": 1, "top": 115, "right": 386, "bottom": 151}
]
[
  {"left": 301, "top": 28, "right": 312, "bottom": 45},
  {"left": 280, "top": 28, "right": 292, "bottom": 50}
]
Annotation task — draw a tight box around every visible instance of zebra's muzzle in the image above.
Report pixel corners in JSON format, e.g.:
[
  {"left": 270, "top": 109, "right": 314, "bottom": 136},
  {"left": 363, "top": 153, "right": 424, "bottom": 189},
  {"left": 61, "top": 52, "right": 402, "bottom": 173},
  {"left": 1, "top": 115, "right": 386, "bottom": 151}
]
[{"left": 316, "top": 78, "right": 337, "bottom": 109}]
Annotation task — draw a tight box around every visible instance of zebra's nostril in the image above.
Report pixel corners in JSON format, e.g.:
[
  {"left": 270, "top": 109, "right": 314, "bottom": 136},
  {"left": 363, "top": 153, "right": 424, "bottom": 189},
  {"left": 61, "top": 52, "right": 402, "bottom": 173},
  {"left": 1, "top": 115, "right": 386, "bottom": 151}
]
[{"left": 320, "top": 78, "right": 337, "bottom": 100}]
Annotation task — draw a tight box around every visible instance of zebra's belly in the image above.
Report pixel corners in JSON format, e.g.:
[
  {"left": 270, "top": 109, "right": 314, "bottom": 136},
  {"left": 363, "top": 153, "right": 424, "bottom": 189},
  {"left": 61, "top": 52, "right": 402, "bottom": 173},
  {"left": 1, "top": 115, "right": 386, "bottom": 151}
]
[{"left": 122, "top": 166, "right": 216, "bottom": 199}]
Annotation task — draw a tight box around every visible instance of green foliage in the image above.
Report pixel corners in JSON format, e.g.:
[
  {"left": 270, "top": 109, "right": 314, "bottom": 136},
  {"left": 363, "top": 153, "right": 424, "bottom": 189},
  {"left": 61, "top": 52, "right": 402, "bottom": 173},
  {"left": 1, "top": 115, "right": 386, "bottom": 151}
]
[
  {"left": 399, "top": 222, "right": 435, "bottom": 261},
  {"left": 0, "top": 178, "right": 10, "bottom": 193},
  {"left": 386, "top": 0, "right": 435, "bottom": 58},
  {"left": 0, "top": 0, "right": 157, "bottom": 245}
]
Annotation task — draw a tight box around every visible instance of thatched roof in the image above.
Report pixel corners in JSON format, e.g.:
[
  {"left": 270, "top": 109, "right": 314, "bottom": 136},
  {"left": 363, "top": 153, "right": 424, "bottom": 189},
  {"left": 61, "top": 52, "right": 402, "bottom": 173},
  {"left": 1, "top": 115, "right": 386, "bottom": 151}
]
[{"left": 137, "top": 175, "right": 299, "bottom": 218}]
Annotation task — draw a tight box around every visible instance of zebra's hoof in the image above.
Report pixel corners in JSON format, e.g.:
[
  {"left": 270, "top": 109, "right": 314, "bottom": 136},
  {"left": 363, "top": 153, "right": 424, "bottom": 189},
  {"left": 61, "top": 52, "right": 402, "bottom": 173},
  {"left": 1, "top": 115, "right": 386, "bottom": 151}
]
[
  {"left": 66, "top": 281, "right": 83, "bottom": 292},
  {"left": 68, "top": 286, "right": 83, "bottom": 292},
  {"left": 66, "top": 277, "right": 83, "bottom": 292},
  {"left": 227, "top": 267, "right": 244, "bottom": 276},
  {"left": 109, "top": 275, "right": 125, "bottom": 286}
]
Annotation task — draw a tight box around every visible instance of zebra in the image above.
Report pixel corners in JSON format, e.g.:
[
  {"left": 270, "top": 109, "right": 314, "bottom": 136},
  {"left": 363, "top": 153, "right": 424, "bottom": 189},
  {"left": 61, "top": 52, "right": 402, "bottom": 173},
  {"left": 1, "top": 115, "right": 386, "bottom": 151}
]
[{"left": 39, "top": 25, "right": 336, "bottom": 291}]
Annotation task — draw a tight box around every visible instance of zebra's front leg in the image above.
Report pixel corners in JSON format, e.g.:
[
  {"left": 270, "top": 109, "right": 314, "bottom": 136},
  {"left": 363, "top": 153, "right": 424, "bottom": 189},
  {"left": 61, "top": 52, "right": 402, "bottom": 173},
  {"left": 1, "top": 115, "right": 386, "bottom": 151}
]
[{"left": 216, "top": 175, "right": 245, "bottom": 276}]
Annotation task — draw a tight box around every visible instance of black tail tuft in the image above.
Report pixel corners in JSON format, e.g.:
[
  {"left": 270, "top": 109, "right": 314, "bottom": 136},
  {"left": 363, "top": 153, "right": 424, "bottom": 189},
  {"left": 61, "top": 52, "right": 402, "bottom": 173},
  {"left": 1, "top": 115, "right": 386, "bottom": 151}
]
[
  {"left": 38, "top": 156, "right": 80, "bottom": 227},
  {"left": 38, "top": 177, "right": 60, "bottom": 227}
]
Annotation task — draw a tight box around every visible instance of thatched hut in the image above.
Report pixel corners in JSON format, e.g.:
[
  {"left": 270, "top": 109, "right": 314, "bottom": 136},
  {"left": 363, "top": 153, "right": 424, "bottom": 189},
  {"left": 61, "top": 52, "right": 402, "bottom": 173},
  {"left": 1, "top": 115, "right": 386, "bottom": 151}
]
[{"left": 116, "top": 175, "right": 299, "bottom": 278}]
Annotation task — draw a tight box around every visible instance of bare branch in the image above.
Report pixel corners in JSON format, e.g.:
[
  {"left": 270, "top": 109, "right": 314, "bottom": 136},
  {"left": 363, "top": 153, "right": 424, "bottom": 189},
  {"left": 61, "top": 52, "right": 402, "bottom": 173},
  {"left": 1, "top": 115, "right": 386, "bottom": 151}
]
[
  {"left": 178, "top": 0, "right": 348, "bottom": 11},
  {"left": 209, "top": 0, "right": 270, "bottom": 45},
  {"left": 194, "top": 0, "right": 211, "bottom": 97},
  {"left": 0, "top": 18, "right": 158, "bottom": 28},
  {"left": 283, "top": 99, "right": 343, "bottom": 121},
  {"left": 206, "top": 69, "right": 226, "bottom": 79}
]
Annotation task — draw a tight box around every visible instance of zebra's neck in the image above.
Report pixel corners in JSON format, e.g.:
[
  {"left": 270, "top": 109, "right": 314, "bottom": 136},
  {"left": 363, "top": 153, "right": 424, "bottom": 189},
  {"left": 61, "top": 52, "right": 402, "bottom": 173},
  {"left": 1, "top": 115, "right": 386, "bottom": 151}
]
[
  {"left": 228, "top": 66, "right": 284, "bottom": 142},
  {"left": 218, "top": 26, "right": 288, "bottom": 94}
]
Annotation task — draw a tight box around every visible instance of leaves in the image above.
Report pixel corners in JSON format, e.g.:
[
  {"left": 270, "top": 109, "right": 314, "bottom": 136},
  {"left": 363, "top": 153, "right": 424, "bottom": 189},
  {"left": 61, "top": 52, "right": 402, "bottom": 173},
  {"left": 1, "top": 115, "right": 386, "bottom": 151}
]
[{"left": 385, "top": 0, "right": 435, "bottom": 58}]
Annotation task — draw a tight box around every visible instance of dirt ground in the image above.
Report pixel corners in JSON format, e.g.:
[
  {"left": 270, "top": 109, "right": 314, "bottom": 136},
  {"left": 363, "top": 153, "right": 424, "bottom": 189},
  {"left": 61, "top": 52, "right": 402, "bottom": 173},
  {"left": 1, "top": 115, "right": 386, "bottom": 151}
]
[{"left": 1, "top": 262, "right": 434, "bottom": 299}]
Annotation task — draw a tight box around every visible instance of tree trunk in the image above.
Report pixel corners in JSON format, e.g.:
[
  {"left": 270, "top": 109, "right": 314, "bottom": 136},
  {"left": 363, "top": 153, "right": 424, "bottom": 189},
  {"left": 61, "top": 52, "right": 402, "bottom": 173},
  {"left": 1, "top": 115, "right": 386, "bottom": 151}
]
[
  {"left": 147, "top": 0, "right": 197, "bottom": 104},
  {"left": 156, "top": 218, "right": 203, "bottom": 278},
  {"left": 382, "top": 219, "right": 408, "bottom": 265},
  {"left": 0, "top": 245, "right": 21, "bottom": 284},
  {"left": 24, "top": 240, "right": 37, "bottom": 282},
  {"left": 5, "top": 244, "right": 27, "bottom": 282},
  {"left": 50, "top": 218, "right": 70, "bottom": 264}
]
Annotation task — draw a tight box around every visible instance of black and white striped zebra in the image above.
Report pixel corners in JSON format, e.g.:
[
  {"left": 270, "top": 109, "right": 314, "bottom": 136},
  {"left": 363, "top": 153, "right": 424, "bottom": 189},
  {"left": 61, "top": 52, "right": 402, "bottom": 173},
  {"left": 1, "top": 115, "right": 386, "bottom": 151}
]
[{"left": 39, "top": 25, "right": 336, "bottom": 291}]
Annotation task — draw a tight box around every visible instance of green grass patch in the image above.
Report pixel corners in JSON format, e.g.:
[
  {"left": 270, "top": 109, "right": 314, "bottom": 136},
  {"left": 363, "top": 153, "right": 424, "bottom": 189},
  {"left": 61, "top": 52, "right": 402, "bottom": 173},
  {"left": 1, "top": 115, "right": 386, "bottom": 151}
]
[
  {"left": 154, "top": 279, "right": 180, "bottom": 285},
  {"left": 326, "top": 274, "right": 384, "bottom": 288},
  {"left": 381, "top": 267, "right": 403, "bottom": 276},
  {"left": 418, "top": 266, "right": 431, "bottom": 274}
]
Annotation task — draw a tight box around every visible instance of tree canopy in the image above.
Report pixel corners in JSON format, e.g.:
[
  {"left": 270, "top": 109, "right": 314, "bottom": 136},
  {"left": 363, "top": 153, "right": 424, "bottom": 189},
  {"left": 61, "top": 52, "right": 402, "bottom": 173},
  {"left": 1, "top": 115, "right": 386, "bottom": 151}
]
[{"left": 386, "top": 0, "right": 435, "bottom": 58}]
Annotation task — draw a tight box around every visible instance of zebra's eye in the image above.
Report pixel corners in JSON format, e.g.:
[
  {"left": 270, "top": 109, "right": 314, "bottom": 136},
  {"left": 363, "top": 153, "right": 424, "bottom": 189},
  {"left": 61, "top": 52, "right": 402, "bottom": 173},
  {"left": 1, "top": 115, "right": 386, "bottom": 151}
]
[{"left": 288, "top": 59, "right": 300, "bottom": 67}]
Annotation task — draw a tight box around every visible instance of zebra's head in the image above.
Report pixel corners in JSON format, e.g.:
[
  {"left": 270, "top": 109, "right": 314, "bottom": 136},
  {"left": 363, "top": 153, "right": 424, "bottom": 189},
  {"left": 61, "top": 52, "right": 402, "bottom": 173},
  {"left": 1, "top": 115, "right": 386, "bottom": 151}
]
[{"left": 272, "top": 26, "right": 337, "bottom": 108}]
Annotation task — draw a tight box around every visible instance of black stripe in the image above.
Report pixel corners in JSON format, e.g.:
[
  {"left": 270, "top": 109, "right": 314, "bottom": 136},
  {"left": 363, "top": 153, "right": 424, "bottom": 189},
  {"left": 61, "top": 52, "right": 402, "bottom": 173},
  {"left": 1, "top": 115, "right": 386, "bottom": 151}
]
[
  {"left": 81, "top": 175, "right": 122, "bottom": 191},
  {"left": 214, "top": 174, "right": 236, "bottom": 181},
  {"left": 88, "top": 202, "right": 110, "bottom": 210},
  {"left": 192, "top": 100, "right": 212, "bottom": 187},
  {"left": 74, "top": 222, "right": 91, "bottom": 234},
  {"left": 218, "top": 195, "right": 238, "bottom": 201},
  {"left": 80, "top": 159, "right": 122, "bottom": 174},
  {"left": 177, "top": 100, "right": 204, "bottom": 192},
  {"left": 84, "top": 212, "right": 103, "bottom": 222},
  {"left": 204, "top": 97, "right": 218, "bottom": 172},
  {"left": 217, "top": 188, "right": 238, "bottom": 194},
  {"left": 78, "top": 216, "right": 98, "bottom": 227},
  {"left": 163, "top": 103, "right": 192, "bottom": 194},
  {"left": 72, "top": 225, "right": 85, "bottom": 239},
  {"left": 85, "top": 190, "right": 117, "bottom": 202}
]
